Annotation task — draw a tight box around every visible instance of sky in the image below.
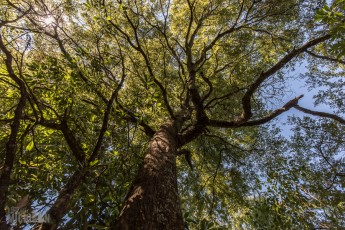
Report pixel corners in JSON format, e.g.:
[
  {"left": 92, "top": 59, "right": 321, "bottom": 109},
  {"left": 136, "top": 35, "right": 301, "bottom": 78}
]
[{"left": 273, "top": 62, "right": 340, "bottom": 138}]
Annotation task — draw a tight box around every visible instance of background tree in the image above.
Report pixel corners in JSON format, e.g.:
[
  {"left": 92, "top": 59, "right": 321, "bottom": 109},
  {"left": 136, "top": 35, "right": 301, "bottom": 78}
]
[{"left": 0, "top": 0, "right": 344, "bottom": 229}]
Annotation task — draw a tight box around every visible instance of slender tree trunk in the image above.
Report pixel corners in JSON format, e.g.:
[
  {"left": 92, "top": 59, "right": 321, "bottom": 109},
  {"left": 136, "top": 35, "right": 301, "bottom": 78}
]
[
  {"left": 0, "top": 33, "right": 27, "bottom": 229},
  {"left": 113, "top": 120, "right": 184, "bottom": 230},
  {"left": 0, "top": 94, "right": 26, "bottom": 230}
]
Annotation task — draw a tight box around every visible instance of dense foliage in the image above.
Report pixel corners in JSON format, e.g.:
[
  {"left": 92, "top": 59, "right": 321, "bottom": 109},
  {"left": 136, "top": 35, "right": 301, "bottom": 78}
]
[{"left": 0, "top": 0, "right": 344, "bottom": 229}]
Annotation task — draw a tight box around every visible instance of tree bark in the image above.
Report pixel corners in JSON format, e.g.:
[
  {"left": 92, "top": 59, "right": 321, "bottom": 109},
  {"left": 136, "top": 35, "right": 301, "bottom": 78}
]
[
  {"left": 0, "top": 94, "right": 26, "bottom": 229},
  {"left": 113, "top": 120, "right": 184, "bottom": 230},
  {"left": 0, "top": 33, "right": 28, "bottom": 229}
]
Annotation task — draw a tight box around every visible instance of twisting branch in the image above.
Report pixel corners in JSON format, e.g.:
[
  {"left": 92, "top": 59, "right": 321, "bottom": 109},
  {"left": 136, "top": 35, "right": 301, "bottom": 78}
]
[
  {"left": 60, "top": 120, "right": 86, "bottom": 164},
  {"left": 178, "top": 71, "right": 210, "bottom": 147},
  {"left": 240, "top": 34, "right": 331, "bottom": 122},
  {"left": 185, "top": 0, "right": 195, "bottom": 50},
  {"left": 208, "top": 95, "right": 304, "bottom": 128},
  {"left": 294, "top": 105, "right": 345, "bottom": 124},
  {"left": 240, "top": 95, "right": 304, "bottom": 126},
  {"left": 0, "top": 31, "right": 28, "bottom": 229},
  {"left": 200, "top": 72, "right": 213, "bottom": 103},
  {"left": 179, "top": 4, "right": 311, "bottom": 147},
  {"left": 88, "top": 67, "right": 126, "bottom": 163}
]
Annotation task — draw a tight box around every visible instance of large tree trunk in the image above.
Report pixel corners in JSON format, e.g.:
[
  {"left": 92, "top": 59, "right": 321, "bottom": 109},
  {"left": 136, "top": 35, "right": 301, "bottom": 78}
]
[{"left": 113, "top": 120, "right": 184, "bottom": 230}]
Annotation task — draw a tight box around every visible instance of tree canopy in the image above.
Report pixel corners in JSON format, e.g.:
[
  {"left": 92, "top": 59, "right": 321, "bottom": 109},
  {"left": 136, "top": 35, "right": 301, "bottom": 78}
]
[{"left": 0, "top": 0, "right": 344, "bottom": 229}]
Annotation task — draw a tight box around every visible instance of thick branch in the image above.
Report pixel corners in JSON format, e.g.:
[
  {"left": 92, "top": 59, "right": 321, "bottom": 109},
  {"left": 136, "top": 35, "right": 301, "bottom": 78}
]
[
  {"left": 240, "top": 34, "right": 331, "bottom": 121},
  {"left": 0, "top": 32, "right": 28, "bottom": 229},
  {"left": 188, "top": 73, "right": 209, "bottom": 129},
  {"left": 0, "top": 94, "right": 26, "bottom": 229},
  {"left": 40, "top": 168, "right": 88, "bottom": 230},
  {"left": 294, "top": 105, "right": 345, "bottom": 124},
  {"left": 201, "top": 72, "right": 213, "bottom": 103},
  {"left": 208, "top": 95, "right": 304, "bottom": 128},
  {"left": 38, "top": 118, "right": 90, "bottom": 164},
  {"left": 60, "top": 120, "right": 86, "bottom": 164}
]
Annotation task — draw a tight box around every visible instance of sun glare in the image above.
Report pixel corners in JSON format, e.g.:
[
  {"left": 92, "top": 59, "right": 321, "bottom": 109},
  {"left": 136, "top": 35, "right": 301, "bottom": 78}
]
[{"left": 43, "top": 15, "right": 55, "bottom": 25}]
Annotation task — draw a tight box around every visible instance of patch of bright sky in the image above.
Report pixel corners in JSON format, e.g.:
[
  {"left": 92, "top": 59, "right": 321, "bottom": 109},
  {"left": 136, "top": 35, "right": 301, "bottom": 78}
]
[
  {"left": 273, "top": 62, "right": 336, "bottom": 138},
  {"left": 42, "top": 15, "right": 55, "bottom": 26}
]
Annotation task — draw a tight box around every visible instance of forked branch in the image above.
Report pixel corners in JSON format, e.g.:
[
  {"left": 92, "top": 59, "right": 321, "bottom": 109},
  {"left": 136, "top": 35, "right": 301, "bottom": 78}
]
[
  {"left": 208, "top": 95, "right": 304, "bottom": 128},
  {"left": 240, "top": 34, "right": 331, "bottom": 121}
]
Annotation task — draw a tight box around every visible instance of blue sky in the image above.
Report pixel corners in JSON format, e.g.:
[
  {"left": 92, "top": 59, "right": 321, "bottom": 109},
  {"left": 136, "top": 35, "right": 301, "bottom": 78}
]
[{"left": 273, "top": 61, "right": 340, "bottom": 137}]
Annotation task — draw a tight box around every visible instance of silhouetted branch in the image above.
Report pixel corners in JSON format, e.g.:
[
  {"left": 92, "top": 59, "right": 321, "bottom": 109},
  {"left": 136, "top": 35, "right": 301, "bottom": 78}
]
[
  {"left": 240, "top": 34, "right": 331, "bottom": 122},
  {"left": 294, "top": 105, "right": 345, "bottom": 124},
  {"left": 306, "top": 50, "right": 345, "bottom": 65},
  {"left": 208, "top": 95, "right": 304, "bottom": 128}
]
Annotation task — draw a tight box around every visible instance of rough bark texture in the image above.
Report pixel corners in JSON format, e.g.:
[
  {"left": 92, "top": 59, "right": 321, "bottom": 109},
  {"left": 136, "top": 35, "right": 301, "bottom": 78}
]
[{"left": 113, "top": 120, "right": 184, "bottom": 230}]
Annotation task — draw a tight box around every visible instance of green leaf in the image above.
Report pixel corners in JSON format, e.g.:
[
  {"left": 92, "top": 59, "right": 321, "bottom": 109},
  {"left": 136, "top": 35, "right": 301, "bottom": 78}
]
[
  {"left": 323, "top": 4, "right": 330, "bottom": 11},
  {"left": 89, "top": 159, "right": 99, "bottom": 166},
  {"left": 26, "top": 140, "right": 34, "bottom": 151},
  {"left": 86, "top": 194, "right": 95, "bottom": 204},
  {"left": 315, "top": 13, "right": 325, "bottom": 22}
]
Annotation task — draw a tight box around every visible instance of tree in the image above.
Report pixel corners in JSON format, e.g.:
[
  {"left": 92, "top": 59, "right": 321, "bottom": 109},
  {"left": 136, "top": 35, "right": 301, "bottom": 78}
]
[{"left": 0, "top": 0, "right": 344, "bottom": 229}]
